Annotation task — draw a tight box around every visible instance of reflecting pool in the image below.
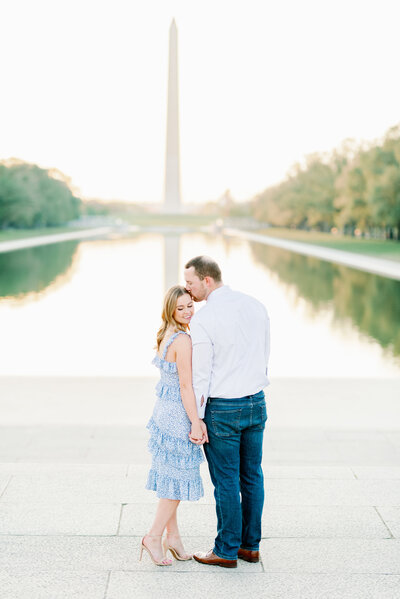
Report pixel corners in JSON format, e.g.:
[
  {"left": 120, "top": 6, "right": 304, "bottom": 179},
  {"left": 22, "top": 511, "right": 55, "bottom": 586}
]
[{"left": 0, "top": 231, "right": 399, "bottom": 377}]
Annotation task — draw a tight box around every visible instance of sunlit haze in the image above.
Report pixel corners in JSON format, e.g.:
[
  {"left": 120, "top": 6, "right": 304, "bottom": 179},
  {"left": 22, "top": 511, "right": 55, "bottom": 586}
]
[{"left": 1, "top": 0, "right": 399, "bottom": 204}]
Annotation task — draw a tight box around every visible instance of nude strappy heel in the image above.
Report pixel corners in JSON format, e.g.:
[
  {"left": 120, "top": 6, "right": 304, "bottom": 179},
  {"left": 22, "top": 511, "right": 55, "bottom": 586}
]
[
  {"left": 162, "top": 534, "right": 192, "bottom": 561},
  {"left": 140, "top": 535, "right": 173, "bottom": 566}
]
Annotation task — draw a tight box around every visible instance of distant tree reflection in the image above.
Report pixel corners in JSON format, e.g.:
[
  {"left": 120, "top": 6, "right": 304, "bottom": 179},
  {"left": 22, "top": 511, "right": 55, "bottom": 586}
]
[
  {"left": 250, "top": 242, "right": 400, "bottom": 357},
  {"left": 0, "top": 241, "right": 79, "bottom": 299}
]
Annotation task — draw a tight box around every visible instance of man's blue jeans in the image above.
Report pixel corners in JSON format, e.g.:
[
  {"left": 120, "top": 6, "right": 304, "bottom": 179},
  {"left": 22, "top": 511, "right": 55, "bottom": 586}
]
[{"left": 203, "top": 390, "right": 267, "bottom": 560}]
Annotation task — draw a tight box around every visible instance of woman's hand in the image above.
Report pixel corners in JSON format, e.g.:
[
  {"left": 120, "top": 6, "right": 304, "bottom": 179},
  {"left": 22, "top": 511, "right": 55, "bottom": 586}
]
[
  {"left": 189, "top": 420, "right": 208, "bottom": 445},
  {"left": 189, "top": 420, "right": 204, "bottom": 444}
]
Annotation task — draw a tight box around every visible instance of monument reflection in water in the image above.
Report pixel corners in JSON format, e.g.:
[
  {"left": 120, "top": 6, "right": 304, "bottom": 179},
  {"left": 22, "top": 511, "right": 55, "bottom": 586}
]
[{"left": 164, "top": 234, "right": 180, "bottom": 294}]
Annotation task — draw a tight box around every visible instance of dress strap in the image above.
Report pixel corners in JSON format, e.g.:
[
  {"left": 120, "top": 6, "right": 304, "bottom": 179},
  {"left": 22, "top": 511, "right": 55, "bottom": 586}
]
[{"left": 162, "top": 331, "right": 187, "bottom": 360}]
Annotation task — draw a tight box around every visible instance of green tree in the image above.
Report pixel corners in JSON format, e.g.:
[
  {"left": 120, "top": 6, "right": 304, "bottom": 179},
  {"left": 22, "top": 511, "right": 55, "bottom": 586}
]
[
  {"left": 252, "top": 123, "right": 400, "bottom": 239},
  {"left": 0, "top": 160, "right": 81, "bottom": 229}
]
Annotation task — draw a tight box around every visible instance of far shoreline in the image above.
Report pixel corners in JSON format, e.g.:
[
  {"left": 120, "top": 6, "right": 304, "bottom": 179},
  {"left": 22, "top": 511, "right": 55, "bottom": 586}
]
[{"left": 1, "top": 221, "right": 400, "bottom": 281}]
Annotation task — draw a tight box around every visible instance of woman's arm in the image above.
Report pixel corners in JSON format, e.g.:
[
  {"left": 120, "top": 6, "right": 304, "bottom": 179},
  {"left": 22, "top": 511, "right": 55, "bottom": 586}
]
[{"left": 175, "top": 335, "right": 207, "bottom": 443}]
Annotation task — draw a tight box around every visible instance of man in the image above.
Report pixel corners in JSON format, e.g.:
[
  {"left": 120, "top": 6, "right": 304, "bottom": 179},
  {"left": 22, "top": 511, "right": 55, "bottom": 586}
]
[{"left": 184, "top": 255, "right": 270, "bottom": 569}]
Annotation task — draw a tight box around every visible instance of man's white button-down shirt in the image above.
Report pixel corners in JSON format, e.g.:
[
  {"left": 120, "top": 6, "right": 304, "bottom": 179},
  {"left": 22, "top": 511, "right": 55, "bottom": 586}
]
[{"left": 190, "top": 285, "right": 270, "bottom": 418}]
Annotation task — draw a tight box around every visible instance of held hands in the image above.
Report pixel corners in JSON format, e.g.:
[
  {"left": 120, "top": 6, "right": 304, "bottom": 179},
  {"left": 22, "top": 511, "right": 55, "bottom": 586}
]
[{"left": 189, "top": 419, "right": 209, "bottom": 445}]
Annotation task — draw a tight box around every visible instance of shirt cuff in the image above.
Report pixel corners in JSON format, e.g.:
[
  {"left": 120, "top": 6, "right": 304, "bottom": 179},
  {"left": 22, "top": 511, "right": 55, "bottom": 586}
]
[{"left": 195, "top": 390, "right": 207, "bottom": 419}]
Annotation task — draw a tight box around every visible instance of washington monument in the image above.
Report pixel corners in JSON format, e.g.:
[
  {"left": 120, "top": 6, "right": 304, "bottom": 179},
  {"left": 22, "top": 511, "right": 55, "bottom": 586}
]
[{"left": 164, "top": 19, "right": 182, "bottom": 213}]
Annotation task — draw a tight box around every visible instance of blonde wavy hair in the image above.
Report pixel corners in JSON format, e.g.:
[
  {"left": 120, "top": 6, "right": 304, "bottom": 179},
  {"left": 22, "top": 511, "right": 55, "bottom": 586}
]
[{"left": 156, "top": 285, "right": 191, "bottom": 350}]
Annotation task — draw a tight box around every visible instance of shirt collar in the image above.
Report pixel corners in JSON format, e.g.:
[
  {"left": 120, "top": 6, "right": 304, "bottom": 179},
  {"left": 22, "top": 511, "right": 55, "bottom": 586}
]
[{"left": 207, "top": 285, "right": 229, "bottom": 303}]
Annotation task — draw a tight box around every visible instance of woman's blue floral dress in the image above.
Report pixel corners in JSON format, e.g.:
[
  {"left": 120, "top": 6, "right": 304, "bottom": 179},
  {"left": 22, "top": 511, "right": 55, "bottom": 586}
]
[{"left": 146, "top": 331, "right": 204, "bottom": 500}]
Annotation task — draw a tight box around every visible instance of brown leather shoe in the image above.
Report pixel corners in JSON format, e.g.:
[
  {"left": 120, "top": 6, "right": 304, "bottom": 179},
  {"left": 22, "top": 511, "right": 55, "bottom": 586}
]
[
  {"left": 193, "top": 549, "right": 237, "bottom": 568},
  {"left": 237, "top": 548, "right": 260, "bottom": 563}
]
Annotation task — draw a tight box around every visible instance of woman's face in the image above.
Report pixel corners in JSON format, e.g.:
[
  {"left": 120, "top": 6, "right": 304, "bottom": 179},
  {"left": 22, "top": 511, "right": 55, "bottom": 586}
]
[{"left": 173, "top": 293, "right": 194, "bottom": 325}]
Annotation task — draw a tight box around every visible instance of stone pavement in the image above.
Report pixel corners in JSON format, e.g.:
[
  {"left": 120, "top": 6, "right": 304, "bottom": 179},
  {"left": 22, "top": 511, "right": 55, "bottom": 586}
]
[{"left": 0, "top": 377, "right": 399, "bottom": 599}]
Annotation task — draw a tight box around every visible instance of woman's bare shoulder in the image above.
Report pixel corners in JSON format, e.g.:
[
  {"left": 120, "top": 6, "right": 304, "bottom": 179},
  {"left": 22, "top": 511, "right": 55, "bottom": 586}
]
[{"left": 173, "top": 332, "right": 192, "bottom": 350}]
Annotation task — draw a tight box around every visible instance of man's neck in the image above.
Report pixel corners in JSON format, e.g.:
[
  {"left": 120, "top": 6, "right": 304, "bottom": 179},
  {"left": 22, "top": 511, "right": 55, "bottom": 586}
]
[{"left": 205, "top": 282, "right": 224, "bottom": 301}]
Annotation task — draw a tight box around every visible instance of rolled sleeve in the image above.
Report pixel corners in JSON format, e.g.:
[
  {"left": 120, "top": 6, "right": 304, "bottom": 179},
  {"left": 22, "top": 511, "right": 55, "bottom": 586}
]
[{"left": 190, "top": 320, "right": 213, "bottom": 419}]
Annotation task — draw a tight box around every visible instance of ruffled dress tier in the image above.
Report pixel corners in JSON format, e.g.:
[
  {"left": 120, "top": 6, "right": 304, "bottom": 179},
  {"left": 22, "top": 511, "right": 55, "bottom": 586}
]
[{"left": 146, "top": 331, "right": 204, "bottom": 501}]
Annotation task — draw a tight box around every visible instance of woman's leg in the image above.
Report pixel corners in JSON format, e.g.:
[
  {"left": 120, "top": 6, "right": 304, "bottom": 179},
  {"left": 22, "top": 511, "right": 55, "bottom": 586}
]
[
  {"left": 165, "top": 503, "right": 180, "bottom": 535},
  {"left": 144, "top": 498, "right": 179, "bottom": 561},
  {"left": 164, "top": 504, "right": 191, "bottom": 558}
]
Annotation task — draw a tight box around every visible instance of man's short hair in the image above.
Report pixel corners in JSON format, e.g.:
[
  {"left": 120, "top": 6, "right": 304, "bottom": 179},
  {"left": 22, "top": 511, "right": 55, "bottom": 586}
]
[{"left": 185, "top": 256, "right": 222, "bottom": 282}]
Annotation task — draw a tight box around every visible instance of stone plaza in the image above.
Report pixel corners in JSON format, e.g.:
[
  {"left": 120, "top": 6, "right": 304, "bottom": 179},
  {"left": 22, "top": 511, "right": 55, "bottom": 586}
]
[{"left": 0, "top": 376, "right": 399, "bottom": 598}]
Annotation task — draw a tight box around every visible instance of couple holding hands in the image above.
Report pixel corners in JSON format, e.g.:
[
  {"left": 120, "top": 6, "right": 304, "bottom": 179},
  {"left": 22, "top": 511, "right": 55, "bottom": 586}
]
[{"left": 140, "top": 255, "right": 270, "bottom": 568}]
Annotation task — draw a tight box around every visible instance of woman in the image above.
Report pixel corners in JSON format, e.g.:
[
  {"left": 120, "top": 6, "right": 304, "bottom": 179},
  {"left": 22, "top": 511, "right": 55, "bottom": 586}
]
[{"left": 140, "top": 285, "right": 206, "bottom": 566}]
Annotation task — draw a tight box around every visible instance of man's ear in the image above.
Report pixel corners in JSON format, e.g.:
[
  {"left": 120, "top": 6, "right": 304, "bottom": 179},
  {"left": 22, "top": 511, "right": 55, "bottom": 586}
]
[{"left": 204, "top": 276, "right": 212, "bottom": 286}]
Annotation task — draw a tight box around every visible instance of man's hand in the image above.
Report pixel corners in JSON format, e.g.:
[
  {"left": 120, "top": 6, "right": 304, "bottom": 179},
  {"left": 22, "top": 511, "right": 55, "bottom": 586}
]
[{"left": 199, "top": 419, "right": 209, "bottom": 443}]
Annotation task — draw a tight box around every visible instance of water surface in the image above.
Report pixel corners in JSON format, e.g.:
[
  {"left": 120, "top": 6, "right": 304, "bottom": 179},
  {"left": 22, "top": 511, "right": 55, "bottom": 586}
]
[{"left": 0, "top": 232, "right": 399, "bottom": 378}]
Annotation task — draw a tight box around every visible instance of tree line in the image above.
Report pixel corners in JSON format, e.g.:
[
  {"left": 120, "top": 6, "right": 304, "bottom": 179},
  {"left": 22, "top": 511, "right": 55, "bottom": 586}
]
[
  {"left": 0, "top": 159, "right": 81, "bottom": 229},
  {"left": 251, "top": 124, "right": 400, "bottom": 239}
]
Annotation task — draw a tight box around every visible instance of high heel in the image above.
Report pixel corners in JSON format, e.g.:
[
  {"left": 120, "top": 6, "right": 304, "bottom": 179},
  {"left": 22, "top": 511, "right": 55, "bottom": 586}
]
[
  {"left": 162, "top": 534, "right": 192, "bottom": 561},
  {"left": 140, "top": 535, "right": 173, "bottom": 566}
]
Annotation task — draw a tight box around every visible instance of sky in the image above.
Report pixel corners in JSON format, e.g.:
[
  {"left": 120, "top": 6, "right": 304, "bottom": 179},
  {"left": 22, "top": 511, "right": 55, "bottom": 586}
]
[{"left": 1, "top": 0, "right": 399, "bottom": 205}]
